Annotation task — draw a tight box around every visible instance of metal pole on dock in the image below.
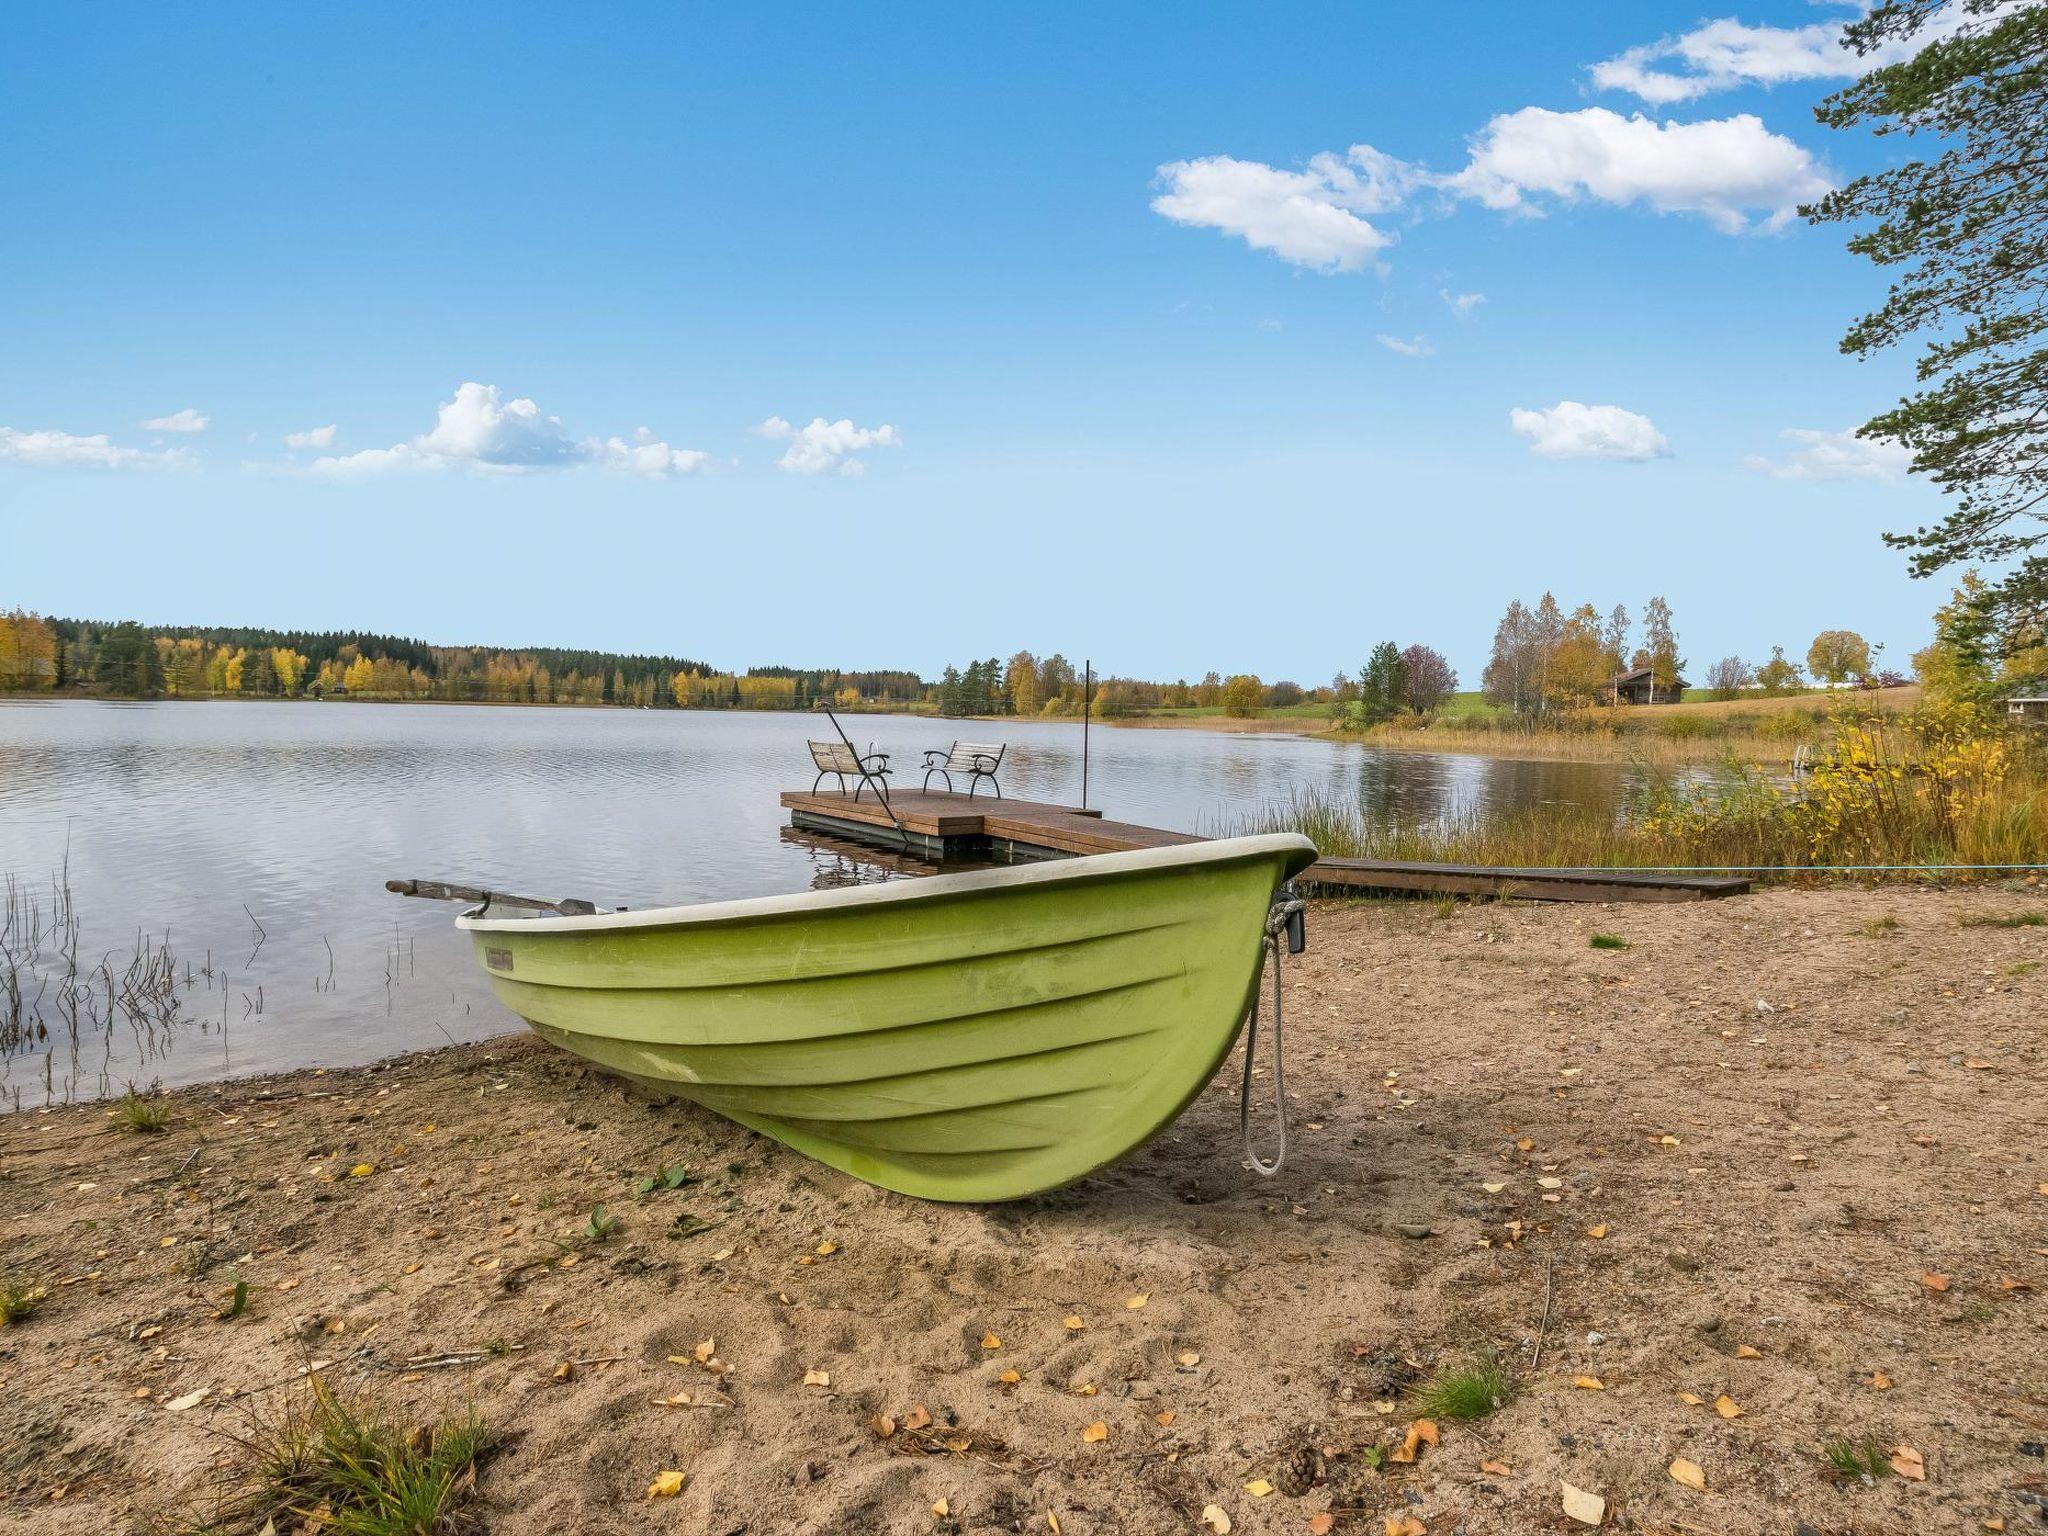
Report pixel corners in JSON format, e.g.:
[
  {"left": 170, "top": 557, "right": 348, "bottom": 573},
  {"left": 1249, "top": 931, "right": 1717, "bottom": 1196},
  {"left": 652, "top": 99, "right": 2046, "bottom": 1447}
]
[{"left": 1081, "top": 658, "right": 1092, "bottom": 811}]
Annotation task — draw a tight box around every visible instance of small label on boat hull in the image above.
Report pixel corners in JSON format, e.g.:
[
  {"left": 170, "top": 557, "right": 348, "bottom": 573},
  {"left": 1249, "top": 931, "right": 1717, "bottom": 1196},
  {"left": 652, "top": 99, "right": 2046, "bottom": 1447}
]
[{"left": 485, "top": 947, "right": 514, "bottom": 972}]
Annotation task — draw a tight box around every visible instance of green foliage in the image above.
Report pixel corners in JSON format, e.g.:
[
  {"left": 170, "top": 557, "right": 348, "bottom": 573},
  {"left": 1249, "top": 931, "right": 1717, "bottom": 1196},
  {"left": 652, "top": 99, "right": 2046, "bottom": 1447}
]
[
  {"left": 1755, "top": 646, "right": 1805, "bottom": 696},
  {"left": 1412, "top": 1357, "right": 1515, "bottom": 1421},
  {"left": 1358, "top": 641, "right": 1407, "bottom": 725},
  {"left": 108, "top": 1084, "right": 171, "bottom": 1133},
  {"left": 1, "top": 1275, "right": 50, "bottom": 1324},
  {"left": 1822, "top": 1435, "right": 1892, "bottom": 1480},
  {"left": 633, "top": 1163, "right": 696, "bottom": 1196},
  {"left": 1957, "top": 908, "right": 2046, "bottom": 928},
  {"left": 230, "top": 1378, "right": 494, "bottom": 1536},
  {"left": 582, "top": 1204, "right": 621, "bottom": 1242},
  {"left": 1589, "top": 933, "right": 1628, "bottom": 951},
  {"left": 1807, "top": 1, "right": 2048, "bottom": 620},
  {"left": 226, "top": 1277, "right": 250, "bottom": 1321}
]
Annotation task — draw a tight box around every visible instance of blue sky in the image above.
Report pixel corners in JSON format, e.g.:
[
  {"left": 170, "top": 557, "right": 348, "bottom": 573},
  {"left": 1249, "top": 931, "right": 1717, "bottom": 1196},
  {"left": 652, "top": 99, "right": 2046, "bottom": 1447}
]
[{"left": 0, "top": 3, "right": 1960, "bottom": 686}]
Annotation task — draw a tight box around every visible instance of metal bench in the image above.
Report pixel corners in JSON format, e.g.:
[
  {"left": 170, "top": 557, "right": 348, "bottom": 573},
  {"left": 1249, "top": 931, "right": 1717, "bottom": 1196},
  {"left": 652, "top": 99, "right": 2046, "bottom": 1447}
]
[
  {"left": 921, "top": 740, "right": 1005, "bottom": 797},
  {"left": 808, "top": 739, "right": 892, "bottom": 802}
]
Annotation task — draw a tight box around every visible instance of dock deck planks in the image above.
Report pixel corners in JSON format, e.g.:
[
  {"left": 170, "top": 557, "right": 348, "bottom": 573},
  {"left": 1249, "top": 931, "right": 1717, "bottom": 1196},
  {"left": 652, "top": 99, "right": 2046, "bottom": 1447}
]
[{"left": 780, "top": 788, "right": 1747, "bottom": 902}]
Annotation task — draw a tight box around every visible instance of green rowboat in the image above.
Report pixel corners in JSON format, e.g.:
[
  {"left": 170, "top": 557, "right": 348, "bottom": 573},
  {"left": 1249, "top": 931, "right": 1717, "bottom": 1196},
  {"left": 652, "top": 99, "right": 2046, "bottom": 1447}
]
[{"left": 455, "top": 833, "right": 1316, "bottom": 1202}]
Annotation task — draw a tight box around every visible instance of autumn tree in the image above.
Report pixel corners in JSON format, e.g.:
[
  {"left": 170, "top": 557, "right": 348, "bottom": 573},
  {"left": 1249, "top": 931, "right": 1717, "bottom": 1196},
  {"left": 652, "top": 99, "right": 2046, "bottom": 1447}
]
[
  {"left": 1807, "top": 629, "right": 1872, "bottom": 686},
  {"left": 1638, "top": 597, "right": 1684, "bottom": 700},
  {"left": 1482, "top": 600, "right": 1539, "bottom": 715},
  {"left": 1705, "top": 656, "right": 1755, "bottom": 701},
  {"left": 1914, "top": 571, "right": 2002, "bottom": 700},
  {"left": 1806, "top": 1, "right": 2048, "bottom": 629},
  {"left": 0, "top": 609, "right": 58, "bottom": 691},
  {"left": 1004, "top": 651, "right": 1042, "bottom": 716},
  {"left": 1220, "top": 674, "right": 1265, "bottom": 717},
  {"left": 1396, "top": 645, "right": 1456, "bottom": 713},
  {"left": 1754, "top": 646, "right": 1804, "bottom": 695}
]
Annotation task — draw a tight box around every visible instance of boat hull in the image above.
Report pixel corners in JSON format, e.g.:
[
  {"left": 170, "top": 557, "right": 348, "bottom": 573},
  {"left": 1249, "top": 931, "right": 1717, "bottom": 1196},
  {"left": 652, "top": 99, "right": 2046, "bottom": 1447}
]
[{"left": 457, "top": 834, "right": 1316, "bottom": 1201}]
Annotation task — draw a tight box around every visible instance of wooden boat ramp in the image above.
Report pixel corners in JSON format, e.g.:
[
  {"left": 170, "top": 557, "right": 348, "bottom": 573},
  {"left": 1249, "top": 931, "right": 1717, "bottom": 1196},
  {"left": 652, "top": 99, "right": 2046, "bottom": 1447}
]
[{"left": 780, "top": 788, "right": 1748, "bottom": 903}]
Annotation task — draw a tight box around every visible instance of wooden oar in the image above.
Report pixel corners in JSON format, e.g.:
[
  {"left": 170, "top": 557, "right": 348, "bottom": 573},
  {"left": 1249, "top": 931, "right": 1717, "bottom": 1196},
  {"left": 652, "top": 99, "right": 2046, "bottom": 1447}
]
[{"left": 385, "top": 878, "right": 598, "bottom": 916}]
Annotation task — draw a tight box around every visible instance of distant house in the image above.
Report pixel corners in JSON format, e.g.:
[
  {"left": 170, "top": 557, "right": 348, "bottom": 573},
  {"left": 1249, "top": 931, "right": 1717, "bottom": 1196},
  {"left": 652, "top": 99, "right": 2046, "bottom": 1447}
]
[
  {"left": 2008, "top": 694, "right": 2048, "bottom": 726},
  {"left": 1613, "top": 666, "right": 1687, "bottom": 705}
]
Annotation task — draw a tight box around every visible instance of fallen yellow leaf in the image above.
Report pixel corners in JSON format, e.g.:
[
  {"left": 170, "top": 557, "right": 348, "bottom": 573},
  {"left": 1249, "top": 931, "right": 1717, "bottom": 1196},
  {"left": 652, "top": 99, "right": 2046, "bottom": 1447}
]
[
  {"left": 1309, "top": 1515, "right": 1335, "bottom": 1536},
  {"left": 1048, "top": 1514, "right": 1061, "bottom": 1534},
  {"left": 1585, "top": 1224, "right": 1608, "bottom": 1240},
  {"left": 1921, "top": 1272, "right": 1951, "bottom": 1293},
  {"left": 981, "top": 1333, "right": 1003, "bottom": 1350},
  {"left": 652, "top": 1391, "right": 693, "bottom": 1407},
  {"left": 1872, "top": 1370, "right": 1894, "bottom": 1391},
  {"left": 1677, "top": 1391, "right": 1703, "bottom": 1406},
  {"left": 870, "top": 1413, "right": 895, "bottom": 1437},
  {"left": 1388, "top": 1418, "right": 1439, "bottom": 1463},
  {"left": 1063, "top": 1314, "right": 1086, "bottom": 1331},
  {"left": 1176, "top": 1349, "right": 1201, "bottom": 1367},
  {"left": 693, "top": 1337, "right": 715, "bottom": 1362},
  {"left": 1126, "top": 1293, "right": 1150, "bottom": 1309},
  {"left": 1082, "top": 1421, "right": 1108, "bottom": 1443},
  {"left": 645, "top": 1470, "right": 685, "bottom": 1500},
  {"left": 999, "top": 1368, "right": 1021, "bottom": 1385},
  {"left": 1890, "top": 1444, "right": 1926, "bottom": 1481},
  {"left": 1383, "top": 1517, "right": 1425, "bottom": 1536},
  {"left": 1559, "top": 1480, "right": 1606, "bottom": 1526},
  {"left": 814, "top": 1239, "right": 838, "bottom": 1256},
  {"left": 1713, "top": 1394, "right": 1742, "bottom": 1420},
  {"left": 1667, "top": 1457, "right": 1705, "bottom": 1491},
  {"left": 1572, "top": 1375, "right": 1605, "bottom": 1391},
  {"left": 932, "top": 1498, "right": 950, "bottom": 1517},
  {"left": 1480, "top": 1458, "right": 1512, "bottom": 1475},
  {"left": 903, "top": 1403, "right": 932, "bottom": 1430},
  {"left": 1156, "top": 1410, "right": 1177, "bottom": 1426},
  {"left": 1244, "top": 1478, "right": 1274, "bottom": 1497},
  {"left": 1735, "top": 1344, "right": 1762, "bottom": 1359},
  {"left": 348, "top": 1164, "right": 374, "bottom": 1178},
  {"left": 802, "top": 1368, "right": 830, "bottom": 1388}
]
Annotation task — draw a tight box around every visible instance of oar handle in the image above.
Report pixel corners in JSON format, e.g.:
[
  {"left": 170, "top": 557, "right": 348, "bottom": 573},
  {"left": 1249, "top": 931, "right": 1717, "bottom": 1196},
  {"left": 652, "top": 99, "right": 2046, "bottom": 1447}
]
[{"left": 384, "top": 878, "right": 597, "bottom": 916}]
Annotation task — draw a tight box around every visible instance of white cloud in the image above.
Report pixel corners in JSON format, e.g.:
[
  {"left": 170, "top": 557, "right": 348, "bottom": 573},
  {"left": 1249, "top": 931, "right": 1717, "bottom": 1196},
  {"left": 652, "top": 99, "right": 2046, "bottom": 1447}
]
[
  {"left": 0, "top": 426, "right": 196, "bottom": 471},
  {"left": 1150, "top": 148, "right": 1413, "bottom": 273},
  {"left": 285, "top": 424, "right": 339, "bottom": 450},
  {"left": 309, "top": 382, "right": 707, "bottom": 480},
  {"left": 1510, "top": 401, "right": 1671, "bottom": 462},
  {"left": 1744, "top": 426, "right": 1913, "bottom": 480},
  {"left": 1590, "top": 7, "right": 2017, "bottom": 104},
  {"left": 141, "top": 407, "right": 209, "bottom": 433},
  {"left": 1591, "top": 20, "right": 1854, "bottom": 103},
  {"left": 1156, "top": 107, "right": 1832, "bottom": 264},
  {"left": 1446, "top": 107, "right": 1831, "bottom": 233},
  {"left": 1441, "top": 289, "right": 1486, "bottom": 315},
  {"left": 754, "top": 415, "right": 902, "bottom": 476},
  {"left": 588, "top": 428, "right": 712, "bottom": 478},
  {"left": 1376, "top": 334, "right": 1434, "bottom": 358}
]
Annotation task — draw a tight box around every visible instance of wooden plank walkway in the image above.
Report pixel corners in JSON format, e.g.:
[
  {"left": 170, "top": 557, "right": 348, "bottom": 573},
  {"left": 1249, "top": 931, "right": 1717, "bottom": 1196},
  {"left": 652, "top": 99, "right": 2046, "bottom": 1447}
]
[{"left": 780, "top": 788, "right": 1747, "bottom": 902}]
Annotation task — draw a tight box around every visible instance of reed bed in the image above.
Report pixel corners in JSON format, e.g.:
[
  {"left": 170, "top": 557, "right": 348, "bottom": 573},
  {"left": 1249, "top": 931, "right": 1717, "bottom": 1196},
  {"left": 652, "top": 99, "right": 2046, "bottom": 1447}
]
[{"left": 1236, "top": 703, "right": 2048, "bottom": 878}]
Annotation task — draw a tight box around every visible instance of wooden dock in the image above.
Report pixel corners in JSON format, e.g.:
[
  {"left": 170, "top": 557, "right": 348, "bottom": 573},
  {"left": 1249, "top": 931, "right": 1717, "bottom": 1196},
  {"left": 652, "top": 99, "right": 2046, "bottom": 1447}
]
[{"left": 781, "top": 788, "right": 1748, "bottom": 903}]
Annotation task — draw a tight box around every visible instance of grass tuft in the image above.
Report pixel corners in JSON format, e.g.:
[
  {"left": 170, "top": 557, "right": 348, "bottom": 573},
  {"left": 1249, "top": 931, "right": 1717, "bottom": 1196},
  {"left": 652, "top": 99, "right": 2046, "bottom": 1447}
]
[
  {"left": 1855, "top": 914, "right": 1901, "bottom": 937},
  {"left": 1958, "top": 909, "right": 2047, "bottom": 929},
  {"left": 1821, "top": 1435, "right": 1891, "bottom": 1480},
  {"left": 1, "top": 1274, "right": 50, "bottom": 1324},
  {"left": 1411, "top": 1356, "right": 1514, "bottom": 1421},
  {"left": 1588, "top": 932, "right": 1628, "bottom": 951},
  {"left": 109, "top": 1083, "right": 172, "bottom": 1134},
  {"left": 193, "top": 1378, "right": 497, "bottom": 1536}
]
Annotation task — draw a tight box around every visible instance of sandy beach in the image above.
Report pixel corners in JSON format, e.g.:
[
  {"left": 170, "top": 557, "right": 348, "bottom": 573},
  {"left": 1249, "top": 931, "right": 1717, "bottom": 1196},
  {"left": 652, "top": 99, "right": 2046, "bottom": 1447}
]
[{"left": 3, "top": 885, "right": 2043, "bottom": 1534}]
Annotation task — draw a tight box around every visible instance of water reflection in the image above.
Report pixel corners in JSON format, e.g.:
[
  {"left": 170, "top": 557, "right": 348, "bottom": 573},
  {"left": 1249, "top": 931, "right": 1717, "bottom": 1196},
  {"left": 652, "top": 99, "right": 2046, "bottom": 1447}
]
[{"left": 0, "top": 699, "right": 1676, "bottom": 1101}]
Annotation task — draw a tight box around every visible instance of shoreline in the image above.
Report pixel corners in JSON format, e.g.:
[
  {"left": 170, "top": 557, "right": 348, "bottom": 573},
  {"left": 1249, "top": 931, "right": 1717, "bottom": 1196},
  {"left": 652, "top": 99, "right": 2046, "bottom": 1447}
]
[{"left": 4, "top": 886, "right": 2041, "bottom": 1533}]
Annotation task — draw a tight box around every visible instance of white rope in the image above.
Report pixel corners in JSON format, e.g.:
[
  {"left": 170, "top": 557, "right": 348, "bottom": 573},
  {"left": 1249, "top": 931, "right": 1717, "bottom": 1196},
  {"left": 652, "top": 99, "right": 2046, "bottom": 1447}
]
[{"left": 1240, "top": 893, "right": 1304, "bottom": 1177}]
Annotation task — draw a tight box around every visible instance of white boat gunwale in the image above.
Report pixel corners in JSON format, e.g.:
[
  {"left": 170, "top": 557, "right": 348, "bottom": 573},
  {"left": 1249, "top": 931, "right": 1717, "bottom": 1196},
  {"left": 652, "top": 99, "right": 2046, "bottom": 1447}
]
[{"left": 456, "top": 832, "right": 1315, "bottom": 935}]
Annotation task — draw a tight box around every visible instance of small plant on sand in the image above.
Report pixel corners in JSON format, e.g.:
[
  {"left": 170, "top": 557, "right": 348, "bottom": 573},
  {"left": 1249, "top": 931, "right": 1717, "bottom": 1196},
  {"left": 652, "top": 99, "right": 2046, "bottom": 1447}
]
[
  {"left": 208, "top": 1377, "right": 495, "bottom": 1535},
  {"left": 633, "top": 1163, "right": 695, "bottom": 1196},
  {"left": 1, "top": 1275, "right": 50, "bottom": 1324},
  {"left": 2009, "top": 960, "right": 2040, "bottom": 977},
  {"left": 1855, "top": 914, "right": 1901, "bottom": 937},
  {"left": 582, "top": 1204, "right": 620, "bottom": 1243},
  {"left": 1589, "top": 932, "right": 1628, "bottom": 951},
  {"left": 1822, "top": 1435, "right": 1891, "bottom": 1481},
  {"left": 1959, "top": 909, "right": 2047, "bottom": 929},
  {"left": 1412, "top": 1356, "right": 1514, "bottom": 1421},
  {"left": 109, "top": 1083, "right": 171, "bottom": 1133},
  {"left": 1429, "top": 893, "right": 1459, "bottom": 919}
]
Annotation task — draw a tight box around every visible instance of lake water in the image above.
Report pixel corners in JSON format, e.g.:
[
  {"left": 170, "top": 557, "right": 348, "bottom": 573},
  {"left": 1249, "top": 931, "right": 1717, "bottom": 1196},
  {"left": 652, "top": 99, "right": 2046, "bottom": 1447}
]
[{"left": 0, "top": 699, "right": 1664, "bottom": 1103}]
